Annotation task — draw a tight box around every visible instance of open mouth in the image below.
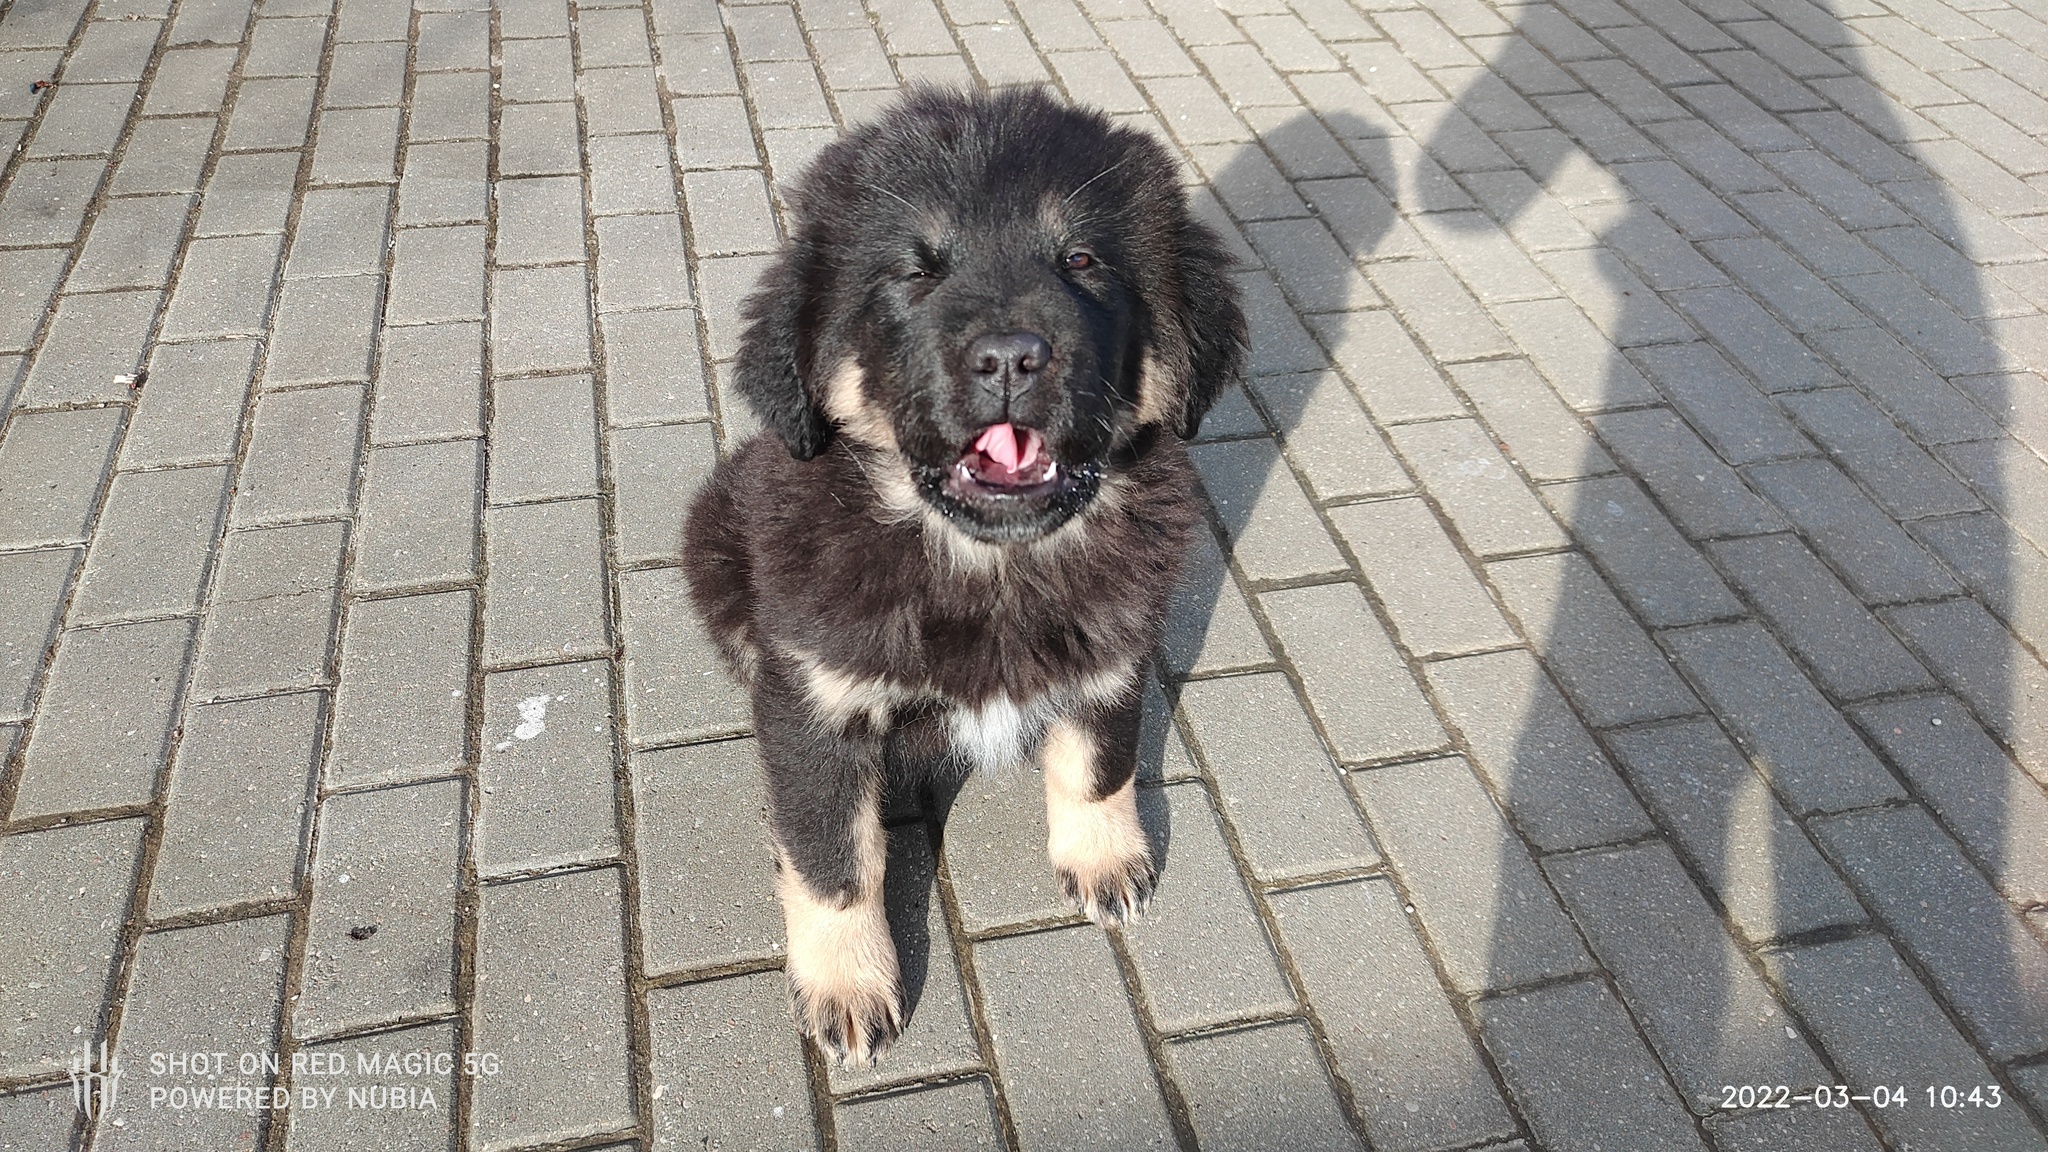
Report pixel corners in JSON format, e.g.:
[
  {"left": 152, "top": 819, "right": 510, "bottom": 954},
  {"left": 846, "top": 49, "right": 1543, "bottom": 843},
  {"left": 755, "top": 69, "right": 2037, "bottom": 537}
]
[{"left": 948, "top": 422, "right": 1063, "bottom": 497}]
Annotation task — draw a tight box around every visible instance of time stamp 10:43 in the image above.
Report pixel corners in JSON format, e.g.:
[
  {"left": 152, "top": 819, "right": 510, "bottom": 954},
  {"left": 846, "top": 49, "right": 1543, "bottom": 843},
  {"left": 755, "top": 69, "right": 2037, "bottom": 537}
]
[{"left": 1721, "top": 1084, "right": 2005, "bottom": 1110}]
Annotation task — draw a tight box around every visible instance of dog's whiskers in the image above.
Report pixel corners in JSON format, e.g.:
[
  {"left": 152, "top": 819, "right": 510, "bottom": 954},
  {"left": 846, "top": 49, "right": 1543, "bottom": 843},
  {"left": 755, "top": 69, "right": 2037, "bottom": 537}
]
[{"left": 1065, "top": 156, "right": 1132, "bottom": 206}]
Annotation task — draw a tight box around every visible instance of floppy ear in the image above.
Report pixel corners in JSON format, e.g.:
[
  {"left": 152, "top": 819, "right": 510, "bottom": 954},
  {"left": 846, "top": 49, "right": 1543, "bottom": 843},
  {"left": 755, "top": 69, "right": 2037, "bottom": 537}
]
[
  {"left": 734, "top": 236, "right": 833, "bottom": 460},
  {"left": 1169, "top": 218, "right": 1247, "bottom": 440}
]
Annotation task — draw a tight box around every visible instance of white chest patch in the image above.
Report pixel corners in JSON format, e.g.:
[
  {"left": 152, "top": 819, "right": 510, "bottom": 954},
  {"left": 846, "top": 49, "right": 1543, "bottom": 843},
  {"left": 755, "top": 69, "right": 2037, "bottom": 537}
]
[{"left": 948, "top": 695, "right": 1040, "bottom": 772}]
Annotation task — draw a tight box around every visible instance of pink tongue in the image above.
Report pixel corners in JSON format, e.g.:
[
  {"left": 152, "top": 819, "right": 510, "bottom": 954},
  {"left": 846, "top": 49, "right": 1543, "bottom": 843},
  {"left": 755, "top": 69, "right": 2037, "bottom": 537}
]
[{"left": 974, "top": 423, "right": 1040, "bottom": 471}]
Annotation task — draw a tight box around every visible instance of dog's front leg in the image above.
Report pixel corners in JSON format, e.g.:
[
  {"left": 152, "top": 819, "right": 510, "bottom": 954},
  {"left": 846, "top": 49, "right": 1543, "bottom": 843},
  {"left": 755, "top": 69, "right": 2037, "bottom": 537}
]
[
  {"left": 752, "top": 663, "right": 902, "bottom": 1066},
  {"left": 1043, "top": 693, "right": 1157, "bottom": 926}
]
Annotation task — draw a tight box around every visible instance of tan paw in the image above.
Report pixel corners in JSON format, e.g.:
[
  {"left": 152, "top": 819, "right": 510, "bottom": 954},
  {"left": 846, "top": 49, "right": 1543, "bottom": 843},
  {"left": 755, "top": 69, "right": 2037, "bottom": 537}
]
[
  {"left": 1055, "top": 849, "right": 1158, "bottom": 927},
  {"left": 779, "top": 868, "right": 903, "bottom": 1068}
]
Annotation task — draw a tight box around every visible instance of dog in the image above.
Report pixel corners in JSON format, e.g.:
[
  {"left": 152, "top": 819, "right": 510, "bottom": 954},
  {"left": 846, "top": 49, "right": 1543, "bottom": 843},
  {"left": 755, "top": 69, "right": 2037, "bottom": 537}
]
[{"left": 681, "top": 85, "right": 1245, "bottom": 1066}]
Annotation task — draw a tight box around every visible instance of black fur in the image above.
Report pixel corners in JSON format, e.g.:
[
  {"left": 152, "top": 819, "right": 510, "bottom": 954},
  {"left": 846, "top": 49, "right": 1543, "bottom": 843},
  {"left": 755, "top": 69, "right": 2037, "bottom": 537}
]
[{"left": 680, "top": 86, "right": 1245, "bottom": 1060}]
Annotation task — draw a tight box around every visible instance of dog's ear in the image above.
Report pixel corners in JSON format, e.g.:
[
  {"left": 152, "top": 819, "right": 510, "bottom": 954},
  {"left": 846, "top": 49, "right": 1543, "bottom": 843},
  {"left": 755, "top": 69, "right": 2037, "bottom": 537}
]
[
  {"left": 735, "top": 236, "right": 833, "bottom": 460},
  {"left": 1168, "top": 218, "right": 1247, "bottom": 440}
]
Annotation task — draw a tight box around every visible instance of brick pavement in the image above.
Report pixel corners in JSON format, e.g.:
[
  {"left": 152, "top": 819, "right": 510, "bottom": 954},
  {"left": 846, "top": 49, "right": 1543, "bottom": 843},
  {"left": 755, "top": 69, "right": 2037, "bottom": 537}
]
[{"left": 3, "top": 0, "right": 2048, "bottom": 1147}]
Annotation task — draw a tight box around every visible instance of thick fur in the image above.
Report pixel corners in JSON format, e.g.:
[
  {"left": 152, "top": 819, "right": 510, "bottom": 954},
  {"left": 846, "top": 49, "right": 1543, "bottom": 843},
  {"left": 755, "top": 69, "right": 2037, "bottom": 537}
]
[{"left": 681, "top": 86, "right": 1245, "bottom": 1066}]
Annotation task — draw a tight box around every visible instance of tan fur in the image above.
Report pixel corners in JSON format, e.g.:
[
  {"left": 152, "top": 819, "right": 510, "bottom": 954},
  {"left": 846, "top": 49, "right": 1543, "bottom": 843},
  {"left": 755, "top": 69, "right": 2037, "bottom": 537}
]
[
  {"left": 1042, "top": 718, "right": 1155, "bottom": 925},
  {"left": 776, "top": 796, "right": 901, "bottom": 1066},
  {"left": 821, "top": 360, "right": 901, "bottom": 452},
  {"left": 791, "top": 647, "right": 909, "bottom": 731},
  {"left": 1134, "top": 349, "right": 1175, "bottom": 427}
]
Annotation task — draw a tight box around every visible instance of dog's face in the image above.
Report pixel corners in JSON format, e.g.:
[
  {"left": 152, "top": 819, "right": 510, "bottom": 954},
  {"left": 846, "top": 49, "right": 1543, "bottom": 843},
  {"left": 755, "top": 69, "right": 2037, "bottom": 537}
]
[{"left": 735, "top": 87, "right": 1245, "bottom": 544}]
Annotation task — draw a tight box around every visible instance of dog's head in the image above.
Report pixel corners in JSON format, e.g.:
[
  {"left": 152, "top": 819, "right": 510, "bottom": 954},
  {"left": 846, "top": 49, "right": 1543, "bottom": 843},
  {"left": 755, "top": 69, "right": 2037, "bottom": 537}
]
[{"left": 734, "top": 86, "right": 1246, "bottom": 544}]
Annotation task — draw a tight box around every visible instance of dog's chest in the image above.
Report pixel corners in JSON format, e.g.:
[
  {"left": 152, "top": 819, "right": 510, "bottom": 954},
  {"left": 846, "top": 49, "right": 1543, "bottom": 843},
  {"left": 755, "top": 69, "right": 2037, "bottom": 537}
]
[{"left": 945, "top": 692, "right": 1058, "bottom": 772}]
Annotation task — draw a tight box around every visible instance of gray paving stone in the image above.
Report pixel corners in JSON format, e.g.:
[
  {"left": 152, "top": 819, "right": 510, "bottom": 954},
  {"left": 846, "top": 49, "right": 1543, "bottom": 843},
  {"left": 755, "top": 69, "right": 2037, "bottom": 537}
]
[
  {"left": 71, "top": 464, "right": 229, "bottom": 624},
  {"left": 295, "top": 780, "right": 461, "bottom": 1036},
  {"left": 0, "top": 158, "right": 103, "bottom": 246},
  {"left": 351, "top": 439, "right": 481, "bottom": 591},
  {"left": 1351, "top": 755, "right": 1591, "bottom": 994},
  {"left": 308, "top": 107, "right": 401, "bottom": 185},
  {"left": 233, "top": 384, "right": 362, "bottom": 525},
  {"left": 0, "top": 1085, "right": 76, "bottom": 1149},
  {"left": 1243, "top": 371, "right": 1409, "bottom": 500},
  {"left": 324, "top": 40, "right": 409, "bottom": 108},
  {"left": 25, "top": 81, "right": 137, "bottom": 159},
  {"left": 1852, "top": 695, "right": 2048, "bottom": 906},
  {"left": 1537, "top": 246, "right": 1697, "bottom": 350},
  {"left": 415, "top": 9, "right": 487, "bottom": 70},
  {"left": 1709, "top": 533, "right": 1934, "bottom": 701},
  {"left": 618, "top": 564, "right": 749, "bottom": 745},
  {"left": 493, "top": 176, "right": 586, "bottom": 267},
  {"left": 193, "top": 153, "right": 298, "bottom": 238},
  {"left": 160, "top": 233, "right": 284, "bottom": 339},
  {"left": 143, "top": 46, "right": 237, "bottom": 114},
  {"left": 1544, "top": 474, "right": 1745, "bottom": 627},
  {"left": 328, "top": 591, "right": 471, "bottom": 786},
  {"left": 475, "top": 660, "right": 619, "bottom": 877},
  {"left": 646, "top": 972, "right": 818, "bottom": 1152},
  {"left": 18, "top": 287, "right": 161, "bottom": 407},
  {"left": 1706, "top": 1107, "right": 1887, "bottom": 1152},
  {"left": 500, "top": 36, "right": 574, "bottom": 102},
  {"left": 1547, "top": 841, "right": 1830, "bottom": 1114},
  {"left": 1325, "top": 496, "right": 1515, "bottom": 659},
  {"left": 14, "top": 617, "right": 192, "bottom": 817},
  {"left": 1167, "top": 1022, "right": 1362, "bottom": 1152},
  {"left": 1631, "top": 342, "right": 1815, "bottom": 465},
  {"left": 1424, "top": 649, "right": 1654, "bottom": 852},
  {"left": 835, "top": 1080, "right": 1002, "bottom": 1152},
  {"left": 68, "top": 195, "right": 192, "bottom": 291},
  {"left": 491, "top": 265, "right": 593, "bottom": 374},
  {"left": 1488, "top": 550, "right": 1701, "bottom": 726},
  {"left": 587, "top": 134, "right": 679, "bottom": 217},
  {"left": 0, "top": 406, "right": 121, "bottom": 547},
  {"left": 669, "top": 94, "right": 762, "bottom": 168},
  {"left": 265, "top": 275, "right": 382, "bottom": 385},
  {"left": 599, "top": 309, "right": 713, "bottom": 424},
  {"left": 166, "top": 0, "right": 251, "bottom": 44},
  {"left": 471, "top": 867, "right": 636, "bottom": 1150},
  {"left": 1606, "top": 717, "right": 1865, "bottom": 946},
  {"left": 0, "top": 818, "right": 144, "bottom": 1077},
  {"left": 1743, "top": 458, "right": 1957, "bottom": 605},
  {"left": 371, "top": 321, "right": 484, "bottom": 443},
  {"left": 1484, "top": 977, "right": 1710, "bottom": 1152},
  {"left": 1249, "top": 217, "right": 1381, "bottom": 314},
  {"left": 396, "top": 140, "right": 489, "bottom": 225},
  {"left": 937, "top": 746, "right": 1070, "bottom": 932},
  {"left": 1177, "top": 672, "right": 1379, "bottom": 881},
  {"left": 1188, "top": 438, "right": 1348, "bottom": 581},
  {"left": 1387, "top": 419, "right": 1569, "bottom": 557},
  {"left": 385, "top": 225, "right": 485, "bottom": 324},
  {"left": 1450, "top": 358, "right": 1614, "bottom": 482},
  {"left": 94, "top": 916, "right": 290, "bottom": 1150},
  {"left": 609, "top": 421, "right": 715, "bottom": 565},
  {"left": 409, "top": 69, "right": 489, "bottom": 142},
  {"left": 1160, "top": 528, "right": 1274, "bottom": 678},
  {"left": 1121, "top": 782, "right": 1294, "bottom": 1031},
  {"left": 1259, "top": 582, "right": 1446, "bottom": 763},
  {"left": 243, "top": 17, "right": 325, "bottom": 77},
  {"left": 148, "top": 691, "right": 319, "bottom": 916},
  {"left": 1815, "top": 802, "right": 2048, "bottom": 1061},
  {"left": 482, "top": 499, "right": 608, "bottom": 666},
  {"left": 1665, "top": 620, "right": 1908, "bottom": 817},
  {"left": 0, "top": 547, "right": 75, "bottom": 723},
  {"left": 1269, "top": 878, "right": 1517, "bottom": 1151},
  {"left": 283, "top": 1020, "right": 459, "bottom": 1152},
  {"left": 1369, "top": 259, "right": 1519, "bottom": 363},
  {"left": 1487, "top": 296, "right": 1663, "bottom": 413},
  {"left": 0, "top": 248, "right": 66, "bottom": 353},
  {"left": 581, "top": 66, "right": 667, "bottom": 135},
  {"left": 1779, "top": 388, "right": 1981, "bottom": 520},
  {"left": 190, "top": 521, "right": 345, "bottom": 699},
  {"left": 117, "top": 340, "right": 254, "bottom": 469},
  {"left": 973, "top": 927, "right": 1177, "bottom": 1152},
  {"left": 1669, "top": 284, "right": 1844, "bottom": 393},
  {"left": 488, "top": 375, "right": 600, "bottom": 504},
  {"left": 1939, "top": 437, "right": 2048, "bottom": 556},
  {"left": 828, "top": 822, "right": 984, "bottom": 1092},
  {"left": 1764, "top": 935, "right": 2048, "bottom": 1152},
  {"left": 1884, "top": 595, "right": 2048, "bottom": 785}
]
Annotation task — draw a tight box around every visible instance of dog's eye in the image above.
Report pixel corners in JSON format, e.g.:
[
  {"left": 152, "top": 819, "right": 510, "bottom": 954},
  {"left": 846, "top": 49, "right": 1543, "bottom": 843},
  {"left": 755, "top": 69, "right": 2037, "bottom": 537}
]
[{"left": 1064, "top": 250, "right": 1094, "bottom": 271}]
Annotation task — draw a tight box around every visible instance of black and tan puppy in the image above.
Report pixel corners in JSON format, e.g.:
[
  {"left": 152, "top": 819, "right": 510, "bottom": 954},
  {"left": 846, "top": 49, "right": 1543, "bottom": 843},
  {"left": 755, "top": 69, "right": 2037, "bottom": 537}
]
[{"left": 682, "top": 86, "right": 1245, "bottom": 1065}]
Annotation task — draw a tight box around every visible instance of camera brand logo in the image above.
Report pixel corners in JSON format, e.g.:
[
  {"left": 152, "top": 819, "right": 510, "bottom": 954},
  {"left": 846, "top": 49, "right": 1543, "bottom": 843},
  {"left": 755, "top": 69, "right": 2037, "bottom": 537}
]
[{"left": 69, "top": 1040, "right": 122, "bottom": 1122}]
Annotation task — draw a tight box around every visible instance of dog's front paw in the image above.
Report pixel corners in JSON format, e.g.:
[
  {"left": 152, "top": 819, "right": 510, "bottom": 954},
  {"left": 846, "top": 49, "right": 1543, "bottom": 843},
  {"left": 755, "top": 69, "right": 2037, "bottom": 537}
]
[
  {"left": 791, "top": 968, "right": 903, "bottom": 1068},
  {"left": 1056, "top": 849, "right": 1158, "bottom": 927}
]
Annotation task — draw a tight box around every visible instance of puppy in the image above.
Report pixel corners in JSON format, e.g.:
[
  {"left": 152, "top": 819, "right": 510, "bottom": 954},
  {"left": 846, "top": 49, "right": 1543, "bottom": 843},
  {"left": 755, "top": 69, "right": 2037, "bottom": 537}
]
[{"left": 681, "top": 86, "right": 1245, "bottom": 1066}]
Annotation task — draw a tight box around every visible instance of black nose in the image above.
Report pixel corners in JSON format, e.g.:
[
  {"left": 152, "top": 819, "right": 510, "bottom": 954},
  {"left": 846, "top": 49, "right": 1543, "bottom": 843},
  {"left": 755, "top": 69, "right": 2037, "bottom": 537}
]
[{"left": 967, "top": 332, "right": 1053, "bottom": 390}]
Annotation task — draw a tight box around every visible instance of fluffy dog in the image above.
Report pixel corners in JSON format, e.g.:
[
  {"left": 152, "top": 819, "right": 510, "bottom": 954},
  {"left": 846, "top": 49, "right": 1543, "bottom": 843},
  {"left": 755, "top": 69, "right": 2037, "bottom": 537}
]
[{"left": 682, "top": 86, "right": 1245, "bottom": 1066}]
